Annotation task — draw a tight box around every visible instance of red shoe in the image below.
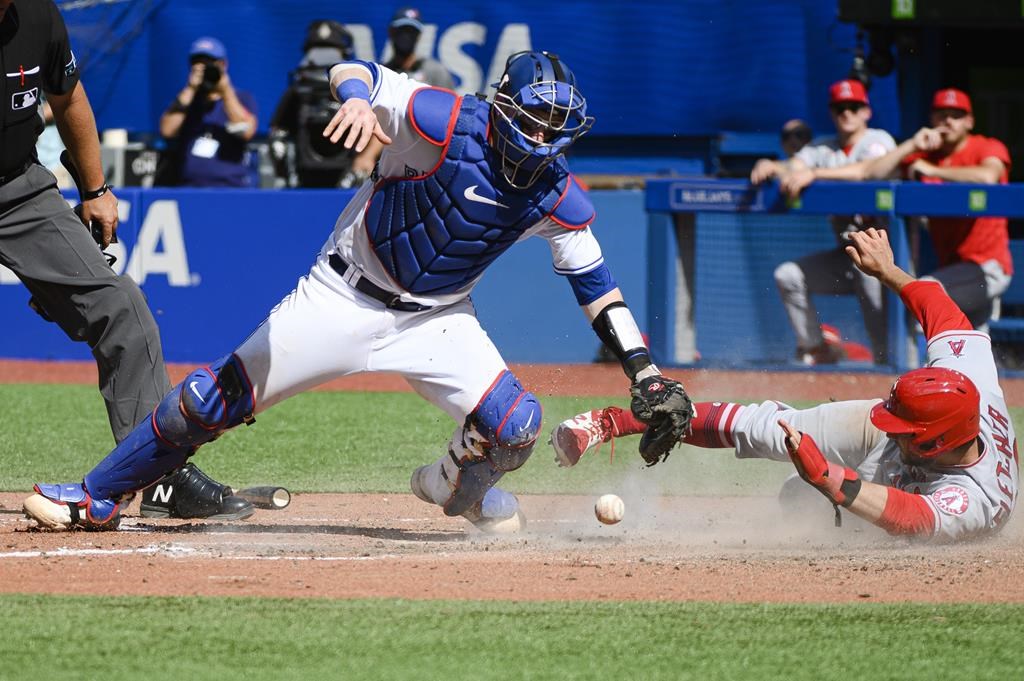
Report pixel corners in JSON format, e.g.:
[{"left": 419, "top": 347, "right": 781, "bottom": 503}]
[{"left": 549, "top": 407, "right": 619, "bottom": 467}]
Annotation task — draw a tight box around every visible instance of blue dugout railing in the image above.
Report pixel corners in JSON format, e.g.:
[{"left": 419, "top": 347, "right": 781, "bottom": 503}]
[{"left": 645, "top": 179, "right": 1024, "bottom": 372}]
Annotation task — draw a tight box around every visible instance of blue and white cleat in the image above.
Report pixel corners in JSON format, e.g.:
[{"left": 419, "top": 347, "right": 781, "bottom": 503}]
[
  {"left": 460, "top": 486, "right": 526, "bottom": 534},
  {"left": 23, "top": 483, "right": 122, "bottom": 531},
  {"left": 410, "top": 466, "right": 525, "bottom": 534}
]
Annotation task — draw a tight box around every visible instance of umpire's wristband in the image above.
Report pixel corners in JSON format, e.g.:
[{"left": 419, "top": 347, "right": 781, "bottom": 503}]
[{"left": 82, "top": 183, "right": 110, "bottom": 201}]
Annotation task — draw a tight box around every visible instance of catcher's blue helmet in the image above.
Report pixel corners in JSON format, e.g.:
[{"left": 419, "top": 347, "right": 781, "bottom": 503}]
[{"left": 490, "top": 50, "right": 593, "bottom": 188}]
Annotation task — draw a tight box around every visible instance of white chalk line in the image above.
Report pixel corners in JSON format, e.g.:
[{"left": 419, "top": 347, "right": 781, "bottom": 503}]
[{"left": 0, "top": 544, "right": 401, "bottom": 561}]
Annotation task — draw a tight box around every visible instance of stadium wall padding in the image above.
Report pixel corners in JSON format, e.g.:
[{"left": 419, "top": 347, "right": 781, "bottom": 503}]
[{"left": 0, "top": 189, "right": 648, "bottom": 365}]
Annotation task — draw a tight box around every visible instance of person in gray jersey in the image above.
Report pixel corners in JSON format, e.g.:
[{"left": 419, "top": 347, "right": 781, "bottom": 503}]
[{"left": 752, "top": 79, "right": 896, "bottom": 365}]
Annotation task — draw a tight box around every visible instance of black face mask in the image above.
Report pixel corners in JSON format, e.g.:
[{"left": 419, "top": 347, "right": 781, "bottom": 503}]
[{"left": 390, "top": 28, "right": 419, "bottom": 58}]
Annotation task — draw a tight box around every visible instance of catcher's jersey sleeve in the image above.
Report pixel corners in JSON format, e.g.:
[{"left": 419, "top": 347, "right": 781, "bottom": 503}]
[{"left": 534, "top": 222, "right": 605, "bottom": 277}]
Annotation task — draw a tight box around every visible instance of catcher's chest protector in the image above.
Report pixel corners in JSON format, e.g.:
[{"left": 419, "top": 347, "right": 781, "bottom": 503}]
[{"left": 363, "top": 88, "right": 588, "bottom": 296}]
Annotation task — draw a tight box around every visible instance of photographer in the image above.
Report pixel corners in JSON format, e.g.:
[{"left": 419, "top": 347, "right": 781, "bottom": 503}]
[
  {"left": 158, "top": 37, "right": 258, "bottom": 187},
  {"left": 268, "top": 20, "right": 356, "bottom": 188}
]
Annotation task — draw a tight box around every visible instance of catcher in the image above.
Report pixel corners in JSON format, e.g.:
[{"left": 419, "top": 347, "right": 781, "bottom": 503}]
[
  {"left": 553, "top": 228, "right": 1017, "bottom": 542},
  {"left": 22, "top": 51, "right": 692, "bottom": 533}
]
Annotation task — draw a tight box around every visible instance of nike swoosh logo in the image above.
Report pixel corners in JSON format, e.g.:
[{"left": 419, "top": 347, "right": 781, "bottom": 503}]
[
  {"left": 464, "top": 185, "right": 509, "bottom": 209},
  {"left": 189, "top": 381, "right": 205, "bottom": 403}
]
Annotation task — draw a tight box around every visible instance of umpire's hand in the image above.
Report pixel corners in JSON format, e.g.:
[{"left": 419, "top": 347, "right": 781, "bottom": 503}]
[{"left": 81, "top": 189, "right": 118, "bottom": 248}]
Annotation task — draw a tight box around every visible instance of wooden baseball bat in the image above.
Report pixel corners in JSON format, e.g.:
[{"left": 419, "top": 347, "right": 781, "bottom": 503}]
[{"left": 233, "top": 486, "right": 291, "bottom": 510}]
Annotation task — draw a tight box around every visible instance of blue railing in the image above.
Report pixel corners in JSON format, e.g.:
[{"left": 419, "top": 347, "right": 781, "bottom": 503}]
[{"left": 644, "top": 179, "right": 1024, "bottom": 372}]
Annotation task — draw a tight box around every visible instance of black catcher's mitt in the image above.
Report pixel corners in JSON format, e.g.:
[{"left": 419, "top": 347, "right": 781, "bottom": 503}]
[{"left": 629, "top": 375, "right": 693, "bottom": 466}]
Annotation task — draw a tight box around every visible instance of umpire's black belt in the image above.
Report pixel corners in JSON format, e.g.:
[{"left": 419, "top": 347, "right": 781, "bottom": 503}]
[
  {"left": 0, "top": 160, "right": 32, "bottom": 186},
  {"left": 328, "top": 253, "right": 432, "bottom": 312}
]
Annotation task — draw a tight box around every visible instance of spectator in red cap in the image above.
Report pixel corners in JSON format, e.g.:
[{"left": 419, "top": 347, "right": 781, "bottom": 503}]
[
  {"left": 751, "top": 79, "right": 897, "bottom": 365},
  {"left": 791, "top": 87, "right": 1012, "bottom": 331}
]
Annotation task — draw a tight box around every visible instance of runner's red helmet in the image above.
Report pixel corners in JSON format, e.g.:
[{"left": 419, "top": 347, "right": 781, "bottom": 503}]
[{"left": 870, "top": 367, "right": 980, "bottom": 458}]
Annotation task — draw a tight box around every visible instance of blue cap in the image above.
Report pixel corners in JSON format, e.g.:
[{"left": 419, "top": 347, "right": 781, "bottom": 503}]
[
  {"left": 389, "top": 7, "right": 424, "bottom": 31},
  {"left": 189, "top": 36, "right": 227, "bottom": 60}
]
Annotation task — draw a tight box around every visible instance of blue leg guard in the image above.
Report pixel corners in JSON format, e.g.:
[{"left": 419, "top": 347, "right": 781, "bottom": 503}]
[
  {"left": 442, "top": 370, "right": 541, "bottom": 517},
  {"left": 83, "top": 354, "right": 255, "bottom": 501},
  {"left": 471, "top": 370, "right": 542, "bottom": 472}
]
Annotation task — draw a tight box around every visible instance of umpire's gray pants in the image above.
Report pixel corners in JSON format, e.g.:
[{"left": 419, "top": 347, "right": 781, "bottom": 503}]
[{"left": 0, "top": 164, "right": 170, "bottom": 442}]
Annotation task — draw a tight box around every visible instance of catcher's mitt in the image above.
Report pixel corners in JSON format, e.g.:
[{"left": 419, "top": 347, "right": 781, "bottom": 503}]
[{"left": 629, "top": 375, "right": 693, "bottom": 466}]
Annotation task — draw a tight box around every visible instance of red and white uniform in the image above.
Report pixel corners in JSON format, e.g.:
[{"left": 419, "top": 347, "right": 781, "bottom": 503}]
[{"left": 725, "top": 281, "right": 1017, "bottom": 541}]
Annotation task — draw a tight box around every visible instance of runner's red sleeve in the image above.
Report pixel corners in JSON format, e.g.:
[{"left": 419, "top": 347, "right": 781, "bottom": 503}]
[
  {"left": 876, "top": 487, "right": 936, "bottom": 536},
  {"left": 900, "top": 281, "right": 971, "bottom": 340}
]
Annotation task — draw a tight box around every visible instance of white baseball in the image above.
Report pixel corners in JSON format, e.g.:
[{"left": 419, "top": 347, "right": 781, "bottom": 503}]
[{"left": 594, "top": 494, "right": 625, "bottom": 525}]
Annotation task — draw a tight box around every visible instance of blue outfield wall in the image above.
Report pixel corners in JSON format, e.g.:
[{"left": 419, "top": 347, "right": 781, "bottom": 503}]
[{"left": 0, "top": 189, "right": 646, "bottom": 365}]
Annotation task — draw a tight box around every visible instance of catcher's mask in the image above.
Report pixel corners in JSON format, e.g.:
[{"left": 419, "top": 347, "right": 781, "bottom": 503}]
[
  {"left": 869, "top": 367, "right": 980, "bottom": 458},
  {"left": 489, "top": 50, "right": 593, "bottom": 189}
]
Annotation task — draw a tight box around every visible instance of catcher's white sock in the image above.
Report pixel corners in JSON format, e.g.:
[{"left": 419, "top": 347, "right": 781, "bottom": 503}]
[{"left": 410, "top": 457, "right": 456, "bottom": 506}]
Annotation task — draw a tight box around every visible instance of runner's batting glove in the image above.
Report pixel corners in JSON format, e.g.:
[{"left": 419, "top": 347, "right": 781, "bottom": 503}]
[
  {"left": 630, "top": 375, "right": 693, "bottom": 466},
  {"left": 781, "top": 424, "right": 861, "bottom": 507}
]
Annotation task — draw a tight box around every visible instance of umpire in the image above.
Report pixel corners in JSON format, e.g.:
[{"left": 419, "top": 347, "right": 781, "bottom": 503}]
[{"left": 0, "top": 0, "right": 251, "bottom": 521}]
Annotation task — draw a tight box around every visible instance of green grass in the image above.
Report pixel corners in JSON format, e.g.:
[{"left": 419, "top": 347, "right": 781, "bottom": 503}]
[
  {"left": 0, "top": 595, "right": 1020, "bottom": 680},
  {"left": 4, "top": 385, "right": 1023, "bottom": 679},
  {"left": 0, "top": 384, "right": 793, "bottom": 496}
]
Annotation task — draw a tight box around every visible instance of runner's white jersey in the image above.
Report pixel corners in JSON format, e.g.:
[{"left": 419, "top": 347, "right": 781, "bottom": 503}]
[
  {"left": 321, "top": 64, "right": 605, "bottom": 309},
  {"left": 732, "top": 293, "right": 1016, "bottom": 541},
  {"left": 857, "top": 328, "right": 1017, "bottom": 541},
  {"left": 795, "top": 128, "right": 895, "bottom": 169}
]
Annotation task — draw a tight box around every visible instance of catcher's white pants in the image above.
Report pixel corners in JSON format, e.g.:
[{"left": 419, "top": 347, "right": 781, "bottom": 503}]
[{"left": 234, "top": 255, "right": 508, "bottom": 422}]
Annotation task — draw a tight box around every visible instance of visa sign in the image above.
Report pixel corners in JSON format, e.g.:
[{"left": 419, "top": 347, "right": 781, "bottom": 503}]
[
  {"left": 0, "top": 200, "right": 198, "bottom": 287},
  {"left": 348, "top": 22, "right": 532, "bottom": 94}
]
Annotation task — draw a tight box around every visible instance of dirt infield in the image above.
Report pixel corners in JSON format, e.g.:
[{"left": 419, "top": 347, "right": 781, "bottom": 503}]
[{"left": 3, "top": 359, "right": 1024, "bottom": 604}]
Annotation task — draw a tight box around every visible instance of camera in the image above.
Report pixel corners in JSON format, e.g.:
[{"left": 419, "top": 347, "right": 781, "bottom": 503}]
[{"left": 201, "top": 62, "right": 222, "bottom": 89}]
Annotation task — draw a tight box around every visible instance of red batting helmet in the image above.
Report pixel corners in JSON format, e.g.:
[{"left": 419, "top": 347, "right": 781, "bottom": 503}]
[{"left": 870, "top": 367, "right": 980, "bottom": 458}]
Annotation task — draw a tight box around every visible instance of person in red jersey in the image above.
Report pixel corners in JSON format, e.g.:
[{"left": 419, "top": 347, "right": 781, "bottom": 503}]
[
  {"left": 783, "top": 88, "right": 1011, "bottom": 331},
  {"left": 552, "top": 228, "right": 1017, "bottom": 542}
]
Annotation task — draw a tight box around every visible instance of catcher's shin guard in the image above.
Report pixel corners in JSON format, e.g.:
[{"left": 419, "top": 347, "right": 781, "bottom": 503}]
[
  {"left": 468, "top": 370, "right": 542, "bottom": 472},
  {"left": 84, "top": 354, "right": 255, "bottom": 501},
  {"left": 438, "top": 371, "right": 542, "bottom": 517}
]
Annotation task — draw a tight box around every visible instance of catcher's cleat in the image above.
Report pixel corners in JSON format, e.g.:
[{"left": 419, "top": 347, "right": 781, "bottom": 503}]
[
  {"left": 412, "top": 467, "right": 525, "bottom": 533},
  {"left": 550, "top": 407, "right": 622, "bottom": 467},
  {"left": 461, "top": 486, "right": 526, "bottom": 534},
  {"left": 140, "top": 463, "right": 254, "bottom": 520},
  {"left": 23, "top": 483, "right": 122, "bottom": 531}
]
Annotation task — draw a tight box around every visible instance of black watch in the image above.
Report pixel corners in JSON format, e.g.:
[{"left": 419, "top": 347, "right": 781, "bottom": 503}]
[{"left": 82, "top": 183, "right": 110, "bottom": 201}]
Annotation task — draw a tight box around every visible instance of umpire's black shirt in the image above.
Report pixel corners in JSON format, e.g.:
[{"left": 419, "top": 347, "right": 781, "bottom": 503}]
[{"left": 0, "top": 0, "right": 79, "bottom": 177}]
